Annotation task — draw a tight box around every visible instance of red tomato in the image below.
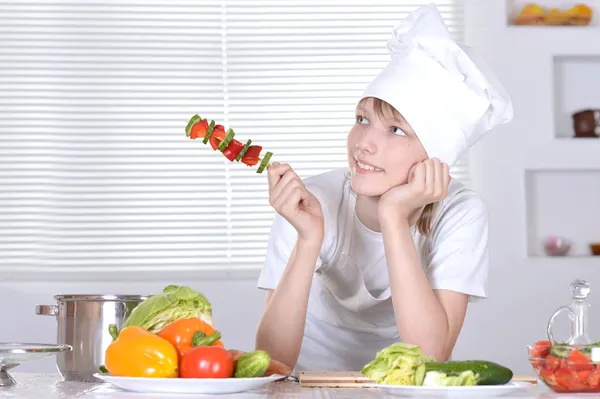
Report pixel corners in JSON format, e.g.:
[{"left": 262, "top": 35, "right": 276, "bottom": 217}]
[
  {"left": 567, "top": 349, "right": 595, "bottom": 371},
  {"left": 222, "top": 139, "right": 245, "bottom": 162},
  {"left": 189, "top": 119, "right": 209, "bottom": 140},
  {"left": 209, "top": 125, "right": 226, "bottom": 151},
  {"left": 554, "top": 367, "right": 574, "bottom": 389},
  {"left": 578, "top": 369, "right": 592, "bottom": 380},
  {"left": 555, "top": 366, "right": 588, "bottom": 391},
  {"left": 530, "top": 341, "right": 551, "bottom": 358},
  {"left": 540, "top": 367, "right": 554, "bottom": 378},
  {"left": 530, "top": 347, "right": 549, "bottom": 358},
  {"left": 545, "top": 355, "right": 563, "bottom": 371},
  {"left": 588, "top": 367, "right": 600, "bottom": 387},
  {"left": 179, "top": 346, "right": 234, "bottom": 379},
  {"left": 240, "top": 145, "right": 263, "bottom": 166},
  {"left": 531, "top": 359, "right": 544, "bottom": 372}
]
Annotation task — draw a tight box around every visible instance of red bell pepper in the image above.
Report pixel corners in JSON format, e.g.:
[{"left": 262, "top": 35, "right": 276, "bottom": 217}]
[
  {"left": 189, "top": 119, "right": 209, "bottom": 140},
  {"left": 209, "top": 125, "right": 226, "bottom": 151},
  {"left": 222, "top": 139, "right": 245, "bottom": 162},
  {"left": 241, "top": 145, "right": 262, "bottom": 166}
]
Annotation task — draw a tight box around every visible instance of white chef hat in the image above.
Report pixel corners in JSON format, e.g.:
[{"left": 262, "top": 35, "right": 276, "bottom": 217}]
[{"left": 360, "top": 3, "right": 513, "bottom": 167}]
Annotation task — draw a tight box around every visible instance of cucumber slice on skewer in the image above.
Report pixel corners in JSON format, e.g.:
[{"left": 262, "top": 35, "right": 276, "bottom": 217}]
[
  {"left": 202, "top": 120, "right": 216, "bottom": 144},
  {"left": 235, "top": 139, "right": 252, "bottom": 161},
  {"left": 256, "top": 151, "right": 272, "bottom": 174},
  {"left": 218, "top": 129, "right": 235, "bottom": 151},
  {"left": 185, "top": 114, "right": 201, "bottom": 137}
]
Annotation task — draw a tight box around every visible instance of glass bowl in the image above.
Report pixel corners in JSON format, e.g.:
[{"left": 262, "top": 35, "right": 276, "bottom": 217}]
[
  {"left": 528, "top": 340, "right": 600, "bottom": 393},
  {"left": 543, "top": 236, "right": 571, "bottom": 256}
]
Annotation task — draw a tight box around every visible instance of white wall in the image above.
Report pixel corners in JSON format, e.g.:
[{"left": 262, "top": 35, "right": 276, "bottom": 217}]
[
  {"left": 5, "top": 0, "right": 600, "bottom": 378},
  {"left": 460, "top": 0, "right": 600, "bottom": 377}
]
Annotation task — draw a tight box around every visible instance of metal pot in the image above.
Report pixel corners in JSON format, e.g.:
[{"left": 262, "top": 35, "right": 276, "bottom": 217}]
[{"left": 36, "top": 294, "right": 148, "bottom": 382}]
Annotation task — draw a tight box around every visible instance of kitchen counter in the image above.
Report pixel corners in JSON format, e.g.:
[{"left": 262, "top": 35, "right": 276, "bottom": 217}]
[{"left": 0, "top": 373, "right": 583, "bottom": 398}]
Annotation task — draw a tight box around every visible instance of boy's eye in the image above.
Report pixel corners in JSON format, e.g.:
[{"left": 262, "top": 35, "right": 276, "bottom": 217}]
[
  {"left": 357, "top": 116, "right": 369, "bottom": 124},
  {"left": 392, "top": 127, "right": 406, "bottom": 136}
]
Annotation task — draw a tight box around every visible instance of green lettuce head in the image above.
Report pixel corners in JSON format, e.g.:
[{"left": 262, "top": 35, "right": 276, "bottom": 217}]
[
  {"left": 121, "top": 285, "right": 212, "bottom": 333},
  {"left": 361, "top": 342, "right": 435, "bottom": 385}
]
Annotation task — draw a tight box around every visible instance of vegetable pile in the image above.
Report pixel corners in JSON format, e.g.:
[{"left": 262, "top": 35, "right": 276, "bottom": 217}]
[
  {"left": 361, "top": 342, "right": 513, "bottom": 387},
  {"left": 185, "top": 115, "right": 273, "bottom": 174},
  {"left": 102, "top": 285, "right": 292, "bottom": 379},
  {"left": 529, "top": 340, "right": 600, "bottom": 393}
]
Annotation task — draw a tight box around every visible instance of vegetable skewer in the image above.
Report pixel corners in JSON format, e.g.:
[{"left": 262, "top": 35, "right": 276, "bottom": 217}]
[{"left": 185, "top": 114, "right": 273, "bottom": 173}]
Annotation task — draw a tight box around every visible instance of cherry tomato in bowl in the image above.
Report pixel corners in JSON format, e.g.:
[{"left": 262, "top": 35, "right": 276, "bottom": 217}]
[{"left": 180, "top": 346, "right": 234, "bottom": 379}]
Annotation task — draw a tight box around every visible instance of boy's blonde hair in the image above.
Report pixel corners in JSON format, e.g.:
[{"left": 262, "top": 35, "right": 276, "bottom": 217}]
[{"left": 357, "top": 97, "right": 436, "bottom": 236}]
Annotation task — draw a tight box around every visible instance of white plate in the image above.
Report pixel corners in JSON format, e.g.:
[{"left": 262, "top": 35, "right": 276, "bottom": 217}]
[
  {"left": 370, "top": 381, "right": 534, "bottom": 397},
  {"left": 93, "top": 373, "right": 286, "bottom": 395}
]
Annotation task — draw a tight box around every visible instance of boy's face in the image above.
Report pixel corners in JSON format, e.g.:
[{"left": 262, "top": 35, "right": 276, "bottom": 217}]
[{"left": 347, "top": 97, "right": 428, "bottom": 197}]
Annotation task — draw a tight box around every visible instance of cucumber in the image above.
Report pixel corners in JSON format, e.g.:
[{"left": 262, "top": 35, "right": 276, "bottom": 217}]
[
  {"left": 185, "top": 114, "right": 201, "bottom": 137},
  {"left": 235, "top": 139, "right": 252, "bottom": 161},
  {"left": 202, "top": 120, "right": 216, "bottom": 144},
  {"left": 414, "top": 361, "right": 513, "bottom": 386},
  {"left": 234, "top": 350, "right": 271, "bottom": 378},
  {"left": 218, "top": 129, "right": 235, "bottom": 151},
  {"left": 550, "top": 344, "right": 594, "bottom": 359},
  {"left": 550, "top": 344, "right": 573, "bottom": 359},
  {"left": 256, "top": 151, "right": 272, "bottom": 174}
]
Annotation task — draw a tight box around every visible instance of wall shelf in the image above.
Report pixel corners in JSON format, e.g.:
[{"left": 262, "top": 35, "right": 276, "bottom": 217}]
[
  {"left": 523, "top": 139, "right": 600, "bottom": 170},
  {"left": 553, "top": 55, "right": 600, "bottom": 139},
  {"left": 505, "top": 28, "right": 600, "bottom": 56},
  {"left": 528, "top": 256, "right": 600, "bottom": 266},
  {"left": 525, "top": 169, "right": 600, "bottom": 257}
]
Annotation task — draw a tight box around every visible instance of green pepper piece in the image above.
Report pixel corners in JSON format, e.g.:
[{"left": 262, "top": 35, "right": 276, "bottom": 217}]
[
  {"left": 108, "top": 324, "right": 119, "bottom": 342},
  {"left": 192, "top": 331, "right": 222, "bottom": 346}
]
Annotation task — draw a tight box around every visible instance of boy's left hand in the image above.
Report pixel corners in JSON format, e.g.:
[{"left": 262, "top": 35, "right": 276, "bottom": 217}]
[{"left": 378, "top": 158, "right": 450, "bottom": 224}]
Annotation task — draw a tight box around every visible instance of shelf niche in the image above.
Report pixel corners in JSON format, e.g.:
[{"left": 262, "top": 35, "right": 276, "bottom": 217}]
[
  {"left": 525, "top": 169, "right": 600, "bottom": 258},
  {"left": 554, "top": 55, "right": 600, "bottom": 139}
]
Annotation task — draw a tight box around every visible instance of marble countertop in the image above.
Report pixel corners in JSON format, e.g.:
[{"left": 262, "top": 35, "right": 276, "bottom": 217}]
[{"left": 0, "top": 373, "right": 585, "bottom": 398}]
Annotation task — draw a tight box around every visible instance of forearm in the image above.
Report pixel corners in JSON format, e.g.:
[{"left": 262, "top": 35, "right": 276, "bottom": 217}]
[
  {"left": 255, "top": 236, "right": 322, "bottom": 369},
  {"left": 381, "top": 219, "right": 451, "bottom": 361}
]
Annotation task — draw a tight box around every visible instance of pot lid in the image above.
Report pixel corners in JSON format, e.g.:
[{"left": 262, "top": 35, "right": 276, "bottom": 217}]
[{"left": 53, "top": 294, "right": 150, "bottom": 301}]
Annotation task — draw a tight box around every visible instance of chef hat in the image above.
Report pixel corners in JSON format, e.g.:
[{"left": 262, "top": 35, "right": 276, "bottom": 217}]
[{"left": 360, "top": 3, "right": 513, "bottom": 167}]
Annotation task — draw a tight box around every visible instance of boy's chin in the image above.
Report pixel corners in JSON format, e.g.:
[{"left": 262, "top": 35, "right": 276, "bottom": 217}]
[{"left": 350, "top": 178, "right": 387, "bottom": 197}]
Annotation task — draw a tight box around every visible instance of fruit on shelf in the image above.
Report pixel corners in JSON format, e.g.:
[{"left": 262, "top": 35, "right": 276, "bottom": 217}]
[
  {"left": 565, "top": 4, "right": 593, "bottom": 25},
  {"left": 514, "top": 3, "right": 545, "bottom": 25},
  {"left": 513, "top": 3, "right": 592, "bottom": 26}
]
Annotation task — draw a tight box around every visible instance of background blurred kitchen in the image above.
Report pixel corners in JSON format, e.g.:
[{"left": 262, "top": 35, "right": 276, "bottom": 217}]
[{"left": 1, "top": 0, "right": 600, "bottom": 376}]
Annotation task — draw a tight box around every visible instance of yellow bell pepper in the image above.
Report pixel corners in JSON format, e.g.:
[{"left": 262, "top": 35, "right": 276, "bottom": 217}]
[{"left": 105, "top": 326, "right": 179, "bottom": 378}]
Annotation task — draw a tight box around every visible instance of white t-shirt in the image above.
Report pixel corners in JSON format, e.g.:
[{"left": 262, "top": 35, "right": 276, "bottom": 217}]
[
  {"left": 257, "top": 167, "right": 489, "bottom": 372},
  {"left": 350, "top": 214, "right": 389, "bottom": 298}
]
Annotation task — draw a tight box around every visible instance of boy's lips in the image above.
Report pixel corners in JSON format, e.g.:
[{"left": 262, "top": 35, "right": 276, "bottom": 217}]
[{"left": 353, "top": 152, "right": 384, "bottom": 173}]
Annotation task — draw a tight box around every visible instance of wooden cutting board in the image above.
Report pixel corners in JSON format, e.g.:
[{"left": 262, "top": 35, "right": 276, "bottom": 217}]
[
  {"left": 299, "top": 371, "right": 538, "bottom": 388},
  {"left": 299, "top": 371, "right": 372, "bottom": 388}
]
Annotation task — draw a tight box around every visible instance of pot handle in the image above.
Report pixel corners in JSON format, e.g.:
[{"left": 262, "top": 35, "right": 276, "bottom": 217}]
[{"left": 36, "top": 304, "right": 58, "bottom": 316}]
